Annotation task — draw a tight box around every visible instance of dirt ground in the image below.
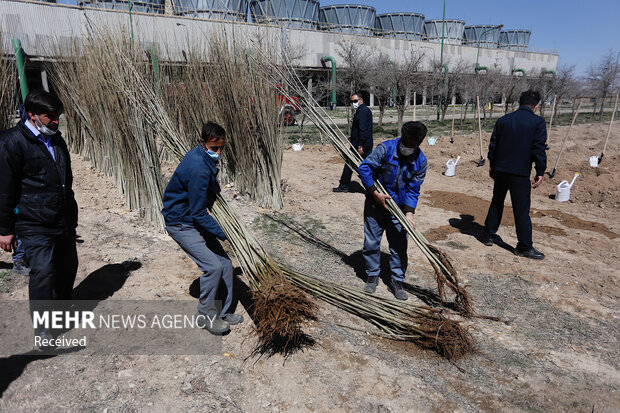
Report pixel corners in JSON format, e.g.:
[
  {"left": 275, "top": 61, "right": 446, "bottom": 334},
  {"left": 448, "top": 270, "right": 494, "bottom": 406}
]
[{"left": 1, "top": 121, "right": 619, "bottom": 412}]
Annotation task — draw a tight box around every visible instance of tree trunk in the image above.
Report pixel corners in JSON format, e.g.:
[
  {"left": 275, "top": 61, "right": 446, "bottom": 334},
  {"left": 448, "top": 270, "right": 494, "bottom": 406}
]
[
  {"left": 397, "top": 107, "right": 405, "bottom": 133},
  {"left": 379, "top": 106, "right": 385, "bottom": 126},
  {"left": 599, "top": 95, "right": 607, "bottom": 119}
]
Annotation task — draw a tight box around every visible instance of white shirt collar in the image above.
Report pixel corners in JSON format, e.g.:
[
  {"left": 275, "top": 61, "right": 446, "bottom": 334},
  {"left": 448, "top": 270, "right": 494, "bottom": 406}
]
[
  {"left": 24, "top": 119, "right": 42, "bottom": 137},
  {"left": 25, "top": 118, "right": 55, "bottom": 140}
]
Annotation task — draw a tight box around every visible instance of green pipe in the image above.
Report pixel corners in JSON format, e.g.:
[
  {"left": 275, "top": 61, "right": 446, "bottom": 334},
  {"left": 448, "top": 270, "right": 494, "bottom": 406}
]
[
  {"left": 148, "top": 46, "right": 159, "bottom": 86},
  {"left": 12, "top": 38, "right": 28, "bottom": 101},
  {"left": 321, "top": 56, "right": 337, "bottom": 108},
  {"left": 512, "top": 68, "right": 526, "bottom": 77},
  {"left": 475, "top": 65, "right": 488, "bottom": 73},
  {"left": 437, "top": 0, "right": 446, "bottom": 120}
]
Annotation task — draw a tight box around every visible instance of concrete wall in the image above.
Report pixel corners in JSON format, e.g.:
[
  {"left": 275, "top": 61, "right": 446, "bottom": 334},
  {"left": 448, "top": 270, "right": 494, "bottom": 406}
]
[{"left": 1, "top": 0, "right": 558, "bottom": 75}]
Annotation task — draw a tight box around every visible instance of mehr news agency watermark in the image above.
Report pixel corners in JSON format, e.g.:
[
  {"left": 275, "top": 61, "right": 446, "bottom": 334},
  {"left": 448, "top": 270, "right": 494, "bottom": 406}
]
[{"left": 1, "top": 300, "right": 223, "bottom": 355}]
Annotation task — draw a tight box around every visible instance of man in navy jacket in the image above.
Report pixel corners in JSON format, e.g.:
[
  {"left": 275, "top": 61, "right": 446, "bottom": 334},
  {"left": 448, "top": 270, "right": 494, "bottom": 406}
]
[
  {"left": 0, "top": 90, "right": 78, "bottom": 341},
  {"left": 333, "top": 92, "right": 374, "bottom": 192},
  {"left": 481, "top": 90, "right": 547, "bottom": 259},
  {"left": 162, "top": 122, "right": 243, "bottom": 334},
  {"left": 358, "top": 121, "right": 428, "bottom": 300}
]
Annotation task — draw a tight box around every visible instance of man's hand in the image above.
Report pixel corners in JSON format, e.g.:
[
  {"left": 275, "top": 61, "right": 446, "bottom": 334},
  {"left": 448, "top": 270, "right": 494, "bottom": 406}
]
[
  {"left": 357, "top": 147, "right": 364, "bottom": 156},
  {"left": 405, "top": 211, "right": 416, "bottom": 228},
  {"left": 532, "top": 175, "right": 543, "bottom": 188},
  {"left": 372, "top": 191, "right": 392, "bottom": 209},
  {"left": 489, "top": 167, "right": 495, "bottom": 179},
  {"left": 0, "top": 234, "right": 16, "bottom": 253}
]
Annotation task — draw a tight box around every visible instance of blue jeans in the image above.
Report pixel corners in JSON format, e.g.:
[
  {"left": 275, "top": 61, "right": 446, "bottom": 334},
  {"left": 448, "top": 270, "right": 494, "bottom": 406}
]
[
  {"left": 362, "top": 199, "right": 408, "bottom": 283},
  {"left": 12, "top": 237, "right": 26, "bottom": 264},
  {"left": 166, "top": 224, "right": 233, "bottom": 318}
]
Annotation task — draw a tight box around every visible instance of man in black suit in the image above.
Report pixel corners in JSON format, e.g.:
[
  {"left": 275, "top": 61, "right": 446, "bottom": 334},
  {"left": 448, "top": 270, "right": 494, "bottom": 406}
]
[
  {"left": 333, "top": 92, "right": 373, "bottom": 193},
  {"left": 481, "top": 90, "right": 547, "bottom": 260},
  {"left": 0, "top": 90, "right": 79, "bottom": 341}
]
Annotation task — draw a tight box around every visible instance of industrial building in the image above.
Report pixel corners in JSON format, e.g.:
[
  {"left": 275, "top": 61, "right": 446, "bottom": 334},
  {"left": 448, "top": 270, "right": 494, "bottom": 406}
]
[{"left": 1, "top": 0, "right": 558, "bottom": 105}]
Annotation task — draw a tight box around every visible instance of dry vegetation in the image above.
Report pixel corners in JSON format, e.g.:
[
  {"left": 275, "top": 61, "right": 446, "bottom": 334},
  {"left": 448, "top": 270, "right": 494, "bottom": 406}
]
[{"left": 0, "top": 33, "right": 17, "bottom": 131}]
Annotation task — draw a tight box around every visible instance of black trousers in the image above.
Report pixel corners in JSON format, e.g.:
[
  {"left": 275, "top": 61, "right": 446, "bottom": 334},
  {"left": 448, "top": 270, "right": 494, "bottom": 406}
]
[
  {"left": 484, "top": 171, "right": 532, "bottom": 250},
  {"left": 20, "top": 231, "right": 78, "bottom": 301},
  {"left": 338, "top": 147, "right": 372, "bottom": 187}
]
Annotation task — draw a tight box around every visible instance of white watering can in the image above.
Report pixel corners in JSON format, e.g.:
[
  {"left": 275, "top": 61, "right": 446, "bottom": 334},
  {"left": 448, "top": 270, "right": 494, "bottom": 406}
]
[
  {"left": 556, "top": 173, "right": 580, "bottom": 202},
  {"left": 291, "top": 143, "right": 304, "bottom": 151},
  {"left": 444, "top": 156, "right": 461, "bottom": 177},
  {"left": 589, "top": 156, "right": 599, "bottom": 167},
  {"left": 428, "top": 137, "right": 437, "bottom": 146}
]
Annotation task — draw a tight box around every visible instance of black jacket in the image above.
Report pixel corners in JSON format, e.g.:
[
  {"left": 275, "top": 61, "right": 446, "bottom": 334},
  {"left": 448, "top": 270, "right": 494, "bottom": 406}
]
[
  {"left": 351, "top": 103, "right": 373, "bottom": 152},
  {"left": 488, "top": 106, "right": 547, "bottom": 177},
  {"left": 0, "top": 120, "right": 78, "bottom": 236}
]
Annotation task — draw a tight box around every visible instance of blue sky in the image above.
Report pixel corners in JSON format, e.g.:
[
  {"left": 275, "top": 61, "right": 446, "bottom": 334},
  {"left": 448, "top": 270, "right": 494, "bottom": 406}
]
[{"left": 321, "top": 0, "right": 620, "bottom": 75}]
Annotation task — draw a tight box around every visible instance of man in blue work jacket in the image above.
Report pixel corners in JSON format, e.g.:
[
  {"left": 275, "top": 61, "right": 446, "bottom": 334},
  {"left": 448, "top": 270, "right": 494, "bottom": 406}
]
[
  {"left": 333, "top": 92, "right": 374, "bottom": 192},
  {"left": 358, "top": 121, "right": 428, "bottom": 300},
  {"left": 162, "top": 122, "right": 243, "bottom": 335},
  {"left": 480, "top": 90, "right": 547, "bottom": 260}
]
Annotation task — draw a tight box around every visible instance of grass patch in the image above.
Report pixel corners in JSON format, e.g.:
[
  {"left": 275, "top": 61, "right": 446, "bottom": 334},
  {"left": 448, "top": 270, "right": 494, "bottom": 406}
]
[
  {"left": 444, "top": 241, "right": 470, "bottom": 250},
  {"left": 0, "top": 269, "right": 12, "bottom": 293}
]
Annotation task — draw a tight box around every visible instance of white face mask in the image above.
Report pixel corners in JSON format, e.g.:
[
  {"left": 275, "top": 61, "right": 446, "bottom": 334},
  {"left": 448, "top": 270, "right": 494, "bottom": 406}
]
[
  {"left": 35, "top": 115, "right": 57, "bottom": 136},
  {"left": 398, "top": 142, "right": 416, "bottom": 157},
  {"left": 352, "top": 102, "right": 359, "bottom": 109}
]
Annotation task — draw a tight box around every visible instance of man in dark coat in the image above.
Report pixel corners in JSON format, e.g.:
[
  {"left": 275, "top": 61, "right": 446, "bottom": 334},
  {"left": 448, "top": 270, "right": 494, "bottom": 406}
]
[
  {"left": 0, "top": 90, "right": 79, "bottom": 338},
  {"left": 481, "top": 90, "right": 547, "bottom": 259},
  {"left": 333, "top": 92, "right": 374, "bottom": 192}
]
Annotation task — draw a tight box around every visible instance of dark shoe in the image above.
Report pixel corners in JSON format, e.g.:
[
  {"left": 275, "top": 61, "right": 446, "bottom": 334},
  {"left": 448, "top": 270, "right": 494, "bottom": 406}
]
[
  {"left": 12, "top": 260, "right": 30, "bottom": 276},
  {"left": 202, "top": 316, "right": 230, "bottom": 335},
  {"left": 363, "top": 276, "right": 378, "bottom": 294},
  {"left": 514, "top": 246, "right": 545, "bottom": 260},
  {"left": 390, "top": 281, "right": 408, "bottom": 301},
  {"left": 479, "top": 234, "right": 494, "bottom": 246},
  {"left": 332, "top": 186, "right": 349, "bottom": 193},
  {"left": 222, "top": 313, "right": 244, "bottom": 325}
]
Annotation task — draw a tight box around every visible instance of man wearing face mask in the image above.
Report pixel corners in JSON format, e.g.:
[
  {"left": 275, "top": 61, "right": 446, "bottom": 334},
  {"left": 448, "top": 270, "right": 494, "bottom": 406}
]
[
  {"left": 0, "top": 90, "right": 79, "bottom": 333},
  {"left": 480, "top": 90, "right": 547, "bottom": 259},
  {"left": 357, "top": 121, "right": 428, "bottom": 300},
  {"left": 333, "top": 92, "right": 374, "bottom": 193},
  {"left": 162, "top": 122, "right": 243, "bottom": 335}
]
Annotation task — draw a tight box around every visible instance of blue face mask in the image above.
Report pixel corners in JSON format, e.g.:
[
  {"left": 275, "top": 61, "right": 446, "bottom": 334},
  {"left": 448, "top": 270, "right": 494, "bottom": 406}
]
[
  {"left": 200, "top": 140, "right": 220, "bottom": 163},
  {"left": 207, "top": 150, "right": 220, "bottom": 163}
]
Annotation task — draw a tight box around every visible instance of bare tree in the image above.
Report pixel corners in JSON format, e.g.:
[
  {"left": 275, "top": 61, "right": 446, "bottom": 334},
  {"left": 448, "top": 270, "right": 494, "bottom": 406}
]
[
  {"left": 497, "top": 73, "right": 527, "bottom": 114},
  {"left": 335, "top": 39, "right": 373, "bottom": 96},
  {"left": 528, "top": 69, "right": 555, "bottom": 117},
  {"left": 334, "top": 39, "right": 373, "bottom": 127},
  {"left": 552, "top": 64, "right": 579, "bottom": 119},
  {"left": 367, "top": 52, "right": 393, "bottom": 126},
  {"left": 434, "top": 58, "right": 469, "bottom": 121},
  {"left": 587, "top": 50, "right": 619, "bottom": 119},
  {"left": 469, "top": 64, "right": 502, "bottom": 126},
  {"left": 392, "top": 49, "right": 426, "bottom": 131}
]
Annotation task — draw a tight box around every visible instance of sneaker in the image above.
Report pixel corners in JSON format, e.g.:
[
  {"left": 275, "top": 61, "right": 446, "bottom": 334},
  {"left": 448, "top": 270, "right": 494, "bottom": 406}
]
[
  {"left": 12, "top": 260, "right": 30, "bottom": 276},
  {"left": 479, "top": 234, "right": 494, "bottom": 246},
  {"left": 390, "top": 281, "right": 408, "bottom": 301},
  {"left": 514, "top": 246, "right": 545, "bottom": 260},
  {"left": 332, "top": 186, "right": 349, "bottom": 193},
  {"left": 363, "top": 276, "right": 378, "bottom": 294},
  {"left": 202, "top": 316, "right": 230, "bottom": 335},
  {"left": 222, "top": 313, "right": 244, "bottom": 325}
]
